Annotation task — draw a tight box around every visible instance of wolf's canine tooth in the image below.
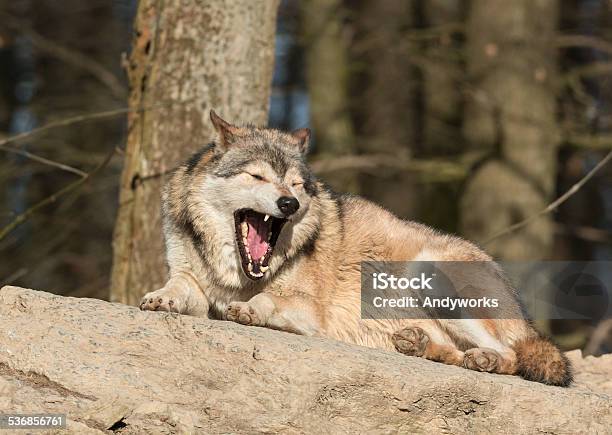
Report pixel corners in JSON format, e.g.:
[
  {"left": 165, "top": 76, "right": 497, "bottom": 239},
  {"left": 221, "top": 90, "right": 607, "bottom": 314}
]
[{"left": 235, "top": 209, "right": 287, "bottom": 279}]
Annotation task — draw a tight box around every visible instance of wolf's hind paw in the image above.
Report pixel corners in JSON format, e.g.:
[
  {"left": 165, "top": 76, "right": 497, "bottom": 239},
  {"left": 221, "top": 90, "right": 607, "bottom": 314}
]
[
  {"left": 392, "top": 326, "right": 429, "bottom": 357},
  {"left": 225, "top": 301, "right": 262, "bottom": 326},
  {"left": 463, "top": 348, "right": 500, "bottom": 372}
]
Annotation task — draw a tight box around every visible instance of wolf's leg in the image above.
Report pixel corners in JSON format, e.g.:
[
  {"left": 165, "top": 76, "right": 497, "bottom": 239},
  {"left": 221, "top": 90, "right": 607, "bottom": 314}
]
[
  {"left": 392, "top": 321, "right": 464, "bottom": 366},
  {"left": 225, "top": 293, "right": 323, "bottom": 336},
  {"left": 140, "top": 271, "right": 209, "bottom": 316},
  {"left": 443, "top": 319, "right": 518, "bottom": 375}
]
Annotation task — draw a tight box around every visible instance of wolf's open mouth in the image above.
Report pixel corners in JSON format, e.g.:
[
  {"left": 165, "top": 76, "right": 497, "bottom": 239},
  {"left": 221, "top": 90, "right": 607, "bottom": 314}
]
[{"left": 234, "top": 209, "right": 287, "bottom": 280}]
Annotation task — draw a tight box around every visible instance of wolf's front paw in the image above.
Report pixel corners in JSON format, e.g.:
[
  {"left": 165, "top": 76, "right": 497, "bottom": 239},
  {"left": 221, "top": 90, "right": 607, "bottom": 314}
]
[
  {"left": 463, "top": 348, "right": 500, "bottom": 372},
  {"left": 392, "top": 326, "right": 429, "bottom": 357},
  {"left": 225, "top": 301, "right": 262, "bottom": 326},
  {"left": 140, "top": 288, "right": 186, "bottom": 313}
]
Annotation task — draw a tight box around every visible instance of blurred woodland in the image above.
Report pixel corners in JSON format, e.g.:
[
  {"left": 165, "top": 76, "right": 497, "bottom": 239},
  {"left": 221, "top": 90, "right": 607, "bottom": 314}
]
[{"left": 0, "top": 0, "right": 611, "bottom": 354}]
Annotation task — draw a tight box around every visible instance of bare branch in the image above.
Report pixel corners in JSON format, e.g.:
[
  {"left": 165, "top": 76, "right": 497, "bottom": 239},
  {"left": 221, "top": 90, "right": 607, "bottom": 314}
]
[
  {"left": 484, "top": 149, "right": 612, "bottom": 245},
  {"left": 0, "top": 101, "right": 191, "bottom": 212},
  {"left": 564, "top": 62, "right": 612, "bottom": 81},
  {"left": 0, "top": 147, "right": 118, "bottom": 242},
  {"left": 0, "top": 144, "right": 87, "bottom": 177},
  {"left": 556, "top": 34, "right": 612, "bottom": 56},
  {"left": 0, "top": 103, "right": 178, "bottom": 149},
  {"left": 309, "top": 154, "right": 467, "bottom": 181},
  {"left": 0, "top": 106, "right": 132, "bottom": 148}
]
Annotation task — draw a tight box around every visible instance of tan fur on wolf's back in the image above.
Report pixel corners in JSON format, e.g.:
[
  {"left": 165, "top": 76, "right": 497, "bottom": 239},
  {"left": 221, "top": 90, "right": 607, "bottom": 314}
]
[{"left": 139, "top": 110, "right": 572, "bottom": 387}]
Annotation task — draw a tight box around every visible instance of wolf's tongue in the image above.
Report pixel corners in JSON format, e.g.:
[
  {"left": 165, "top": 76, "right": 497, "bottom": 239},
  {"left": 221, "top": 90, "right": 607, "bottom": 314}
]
[{"left": 246, "top": 215, "right": 269, "bottom": 261}]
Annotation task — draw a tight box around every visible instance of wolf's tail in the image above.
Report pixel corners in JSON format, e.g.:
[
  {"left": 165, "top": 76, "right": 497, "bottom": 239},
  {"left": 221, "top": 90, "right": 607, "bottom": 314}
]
[{"left": 512, "top": 335, "right": 573, "bottom": 387}]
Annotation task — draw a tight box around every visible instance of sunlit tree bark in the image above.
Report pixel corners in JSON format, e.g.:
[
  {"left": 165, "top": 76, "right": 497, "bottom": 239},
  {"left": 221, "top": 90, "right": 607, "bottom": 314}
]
[{"left": 111, "top": 0, "right": 279, "bottom": 305}]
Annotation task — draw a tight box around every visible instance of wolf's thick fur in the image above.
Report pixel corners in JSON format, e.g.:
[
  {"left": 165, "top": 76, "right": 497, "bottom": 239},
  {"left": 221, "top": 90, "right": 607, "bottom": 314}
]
[{"left": 140, "top": 111, "right": 572, "bottom": 387}]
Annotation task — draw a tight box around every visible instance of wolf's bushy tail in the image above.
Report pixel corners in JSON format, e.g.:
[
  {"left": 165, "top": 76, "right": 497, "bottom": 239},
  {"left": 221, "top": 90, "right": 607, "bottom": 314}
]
[{"left": 512, "top": 336, "right": 573, "bottom": 387}]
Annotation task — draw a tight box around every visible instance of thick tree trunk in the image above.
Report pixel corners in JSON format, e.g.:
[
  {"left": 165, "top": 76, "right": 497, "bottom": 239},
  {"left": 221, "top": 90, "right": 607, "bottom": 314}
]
[
  {"left": 349, "top": 0, "right": 419, "bottom": 217},
  {"left": 110, "top": 0, "right": 280, "bottom": 305},
  {"left": 460, "top": 0, "right": 559, "bottom": 260},
  {"left": 415, "top": 0, "right": 463, "bottom": 233},
  {"left": 301, "top": 0, "right": 354, "bottom": 156},
  {"left": 422, "top": 0, "right": 462, "bottom": 155},
  {"left": 301, "top": 0, "right": 359, "bottom": 192}
]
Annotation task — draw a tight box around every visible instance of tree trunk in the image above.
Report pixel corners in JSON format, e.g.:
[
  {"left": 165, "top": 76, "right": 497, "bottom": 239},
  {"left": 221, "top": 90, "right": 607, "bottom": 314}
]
[
  {"left": 301, "top": 0, "right": 359, "bottom": 193},
  {"left": 460, "top": 0, "right": 559, "bottom": 261},
  {"left": 301, "top": 0, "right": 354, "bottom": 155},
  {"left": 110, "top": 0, "right": 280, "bottom": 305},
  {"left": 415, "top": 0, "right": 464, "bottom": 233},
  {"left": 349, "top": 0, "right": 419, "bottom": 217},
  {"left": 422, "top": 0, "right": 462, "bottom": 155}
]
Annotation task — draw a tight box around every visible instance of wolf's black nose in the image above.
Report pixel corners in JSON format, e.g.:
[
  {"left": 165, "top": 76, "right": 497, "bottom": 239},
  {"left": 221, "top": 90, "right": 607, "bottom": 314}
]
[{"left": 277, "top": 196, "right": 300, "bottom": 216}]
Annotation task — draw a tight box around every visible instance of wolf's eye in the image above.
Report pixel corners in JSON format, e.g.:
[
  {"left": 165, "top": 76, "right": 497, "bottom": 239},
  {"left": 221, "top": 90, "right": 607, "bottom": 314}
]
[
  {"left": 249, "top": 173, "right": 265, "bottom": 181},
  {"left": 292, "top": 182, "right": 303, "bottom": 187}
]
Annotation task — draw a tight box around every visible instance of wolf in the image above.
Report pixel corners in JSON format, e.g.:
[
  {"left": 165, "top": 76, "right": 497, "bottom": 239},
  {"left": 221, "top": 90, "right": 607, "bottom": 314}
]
[{"left": 140, "top": 110, "right": 572, "bottom": 387}]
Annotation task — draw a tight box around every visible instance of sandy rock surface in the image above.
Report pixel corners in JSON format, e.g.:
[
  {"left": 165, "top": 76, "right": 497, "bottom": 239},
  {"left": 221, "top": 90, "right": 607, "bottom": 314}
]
[{"left": 0, "top": 286, "right": 610, "bottom": 434}]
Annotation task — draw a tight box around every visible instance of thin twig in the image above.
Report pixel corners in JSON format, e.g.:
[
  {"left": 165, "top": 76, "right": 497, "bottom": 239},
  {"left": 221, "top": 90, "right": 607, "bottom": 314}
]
[
  {"left": 0, "top": 144, "right": 86, "bottom": 177},
  {"left": 564, "top": 62, "right": 612, "bottom": 81},
  {"left": 130, "top": 154, "right": 469, "bottom": 187},
  {"left": 0, "top": 106, "right": 134, "bottom": 149},
  {"left": 309, "top": 154, "right": 467, "bottom": 180},
  {"left": 484, "top": 149, "right": 612, "bottom": 245},
  {"left": 556, "top": 34, "right": 612, "bottom": 56},
  {"left": 0, "top": 147, "right": 117, "bottom": 241},
  {"left": 0, "top": 99, "right": 192, "bottom": 150}
]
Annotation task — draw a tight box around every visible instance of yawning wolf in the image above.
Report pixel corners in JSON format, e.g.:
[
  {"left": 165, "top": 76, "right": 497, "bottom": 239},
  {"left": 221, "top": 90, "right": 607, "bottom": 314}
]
[{"left": 140, "top": 110, "right": 572, "bottom": 387}]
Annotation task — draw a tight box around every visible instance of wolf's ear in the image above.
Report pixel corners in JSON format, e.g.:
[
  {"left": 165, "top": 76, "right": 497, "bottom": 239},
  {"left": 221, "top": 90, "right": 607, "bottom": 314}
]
[
  {"left": 290, "top": 128, "right": 311, "bottom": 154},
  {"left": 210, "top": 110, "right": 241, "bottom": 150}
]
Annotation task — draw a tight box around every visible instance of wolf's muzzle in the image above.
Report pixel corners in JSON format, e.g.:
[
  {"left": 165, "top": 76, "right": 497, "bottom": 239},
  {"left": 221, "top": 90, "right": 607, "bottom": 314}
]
[{"left": 277, "top": 196, "right": 300, "bottom": 216}]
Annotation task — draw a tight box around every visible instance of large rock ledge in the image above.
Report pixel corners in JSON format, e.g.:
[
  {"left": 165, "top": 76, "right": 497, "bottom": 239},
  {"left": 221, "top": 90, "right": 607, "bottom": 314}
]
[{"left": 0, "top": 286, "right": 610, "bottom": 434}]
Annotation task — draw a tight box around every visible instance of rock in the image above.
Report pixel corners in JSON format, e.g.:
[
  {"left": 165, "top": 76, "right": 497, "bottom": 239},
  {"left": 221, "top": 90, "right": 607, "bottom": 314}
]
[{"left": 0, "top": 286, "right": 610, "bottom": 434}]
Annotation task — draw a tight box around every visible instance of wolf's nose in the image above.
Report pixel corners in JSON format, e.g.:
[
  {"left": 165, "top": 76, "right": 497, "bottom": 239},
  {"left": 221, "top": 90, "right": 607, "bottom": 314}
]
[{"left": 277, "top": 196, "right": 300, "bottom": 216}]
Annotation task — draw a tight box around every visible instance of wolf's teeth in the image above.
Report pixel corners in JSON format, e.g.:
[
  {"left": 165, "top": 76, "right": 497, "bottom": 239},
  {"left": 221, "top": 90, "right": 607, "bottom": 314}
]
[
  {"left": 264, "top": 214, "right": 270, "bottom": 222},
  {"left": 243, "top": 236, "right": 248, "bottom": 246},
  {"left": 241, "top": 222, "right": 248, "bottom": 237},
  {"left": 260, "top": 265, "right": 269, "bottom": 272},
  {"left": 247, "top": 262, "right": 253, "bottom": 272}
]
